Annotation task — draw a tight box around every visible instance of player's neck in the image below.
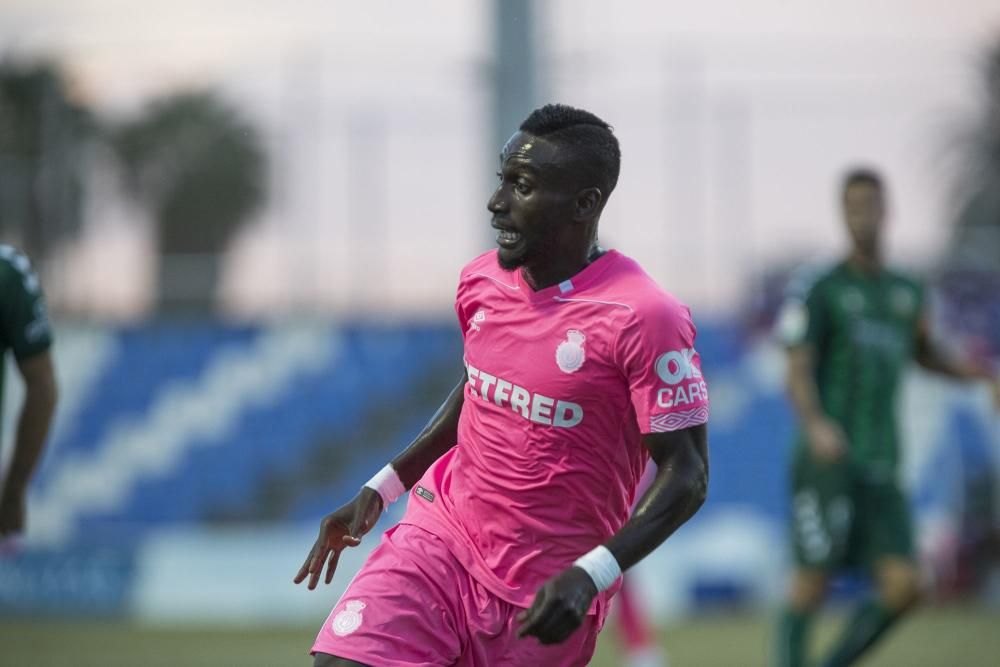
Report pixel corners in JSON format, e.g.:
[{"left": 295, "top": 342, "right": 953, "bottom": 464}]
[
  {"left": 522, "top": 244, "right": 604, "bottom": 291},
  {"left": 847, "top": 248, "right": 882, "bottom": 276}
]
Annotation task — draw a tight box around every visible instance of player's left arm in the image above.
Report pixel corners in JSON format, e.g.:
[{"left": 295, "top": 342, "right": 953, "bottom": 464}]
[
  {"left": 0, "top": 248, "right": 58, "bottom": 538},
  {"left": 517, "top": 425, "right": 708, "bottom": 645},
  {"left": 607, "top": 425, "right": 709, "bottom": 567},
  {"left": 912, "top": 314, "right": 1000, "bottom": 408},
  {"left": 519, "top": 296, "right": 711, "bottom": 644}
]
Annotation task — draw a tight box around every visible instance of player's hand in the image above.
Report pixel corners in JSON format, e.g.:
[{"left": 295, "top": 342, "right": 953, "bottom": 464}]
[
  {"left": 293, "top": 487, "right": 383, "bottom": 590},
  {"left": 0, "top": 490, "right": 25, "bottom": 538},
  {"left": 806, "top": 416, "right": 847, "bottom": 462},
  {"left": 517, "top": 566, "right": 598, "bottom": 645}
]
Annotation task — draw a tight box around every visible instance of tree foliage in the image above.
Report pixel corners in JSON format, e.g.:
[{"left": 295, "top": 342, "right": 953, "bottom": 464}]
[
  {"left": 113, "top": 91, "right": 266, "bottom": 255},
  {"left": 112, "top": 92, "right": 266, "bottom": 313},
  {"left": 0, "top": 61, "right": 90, "bottom": 262}
]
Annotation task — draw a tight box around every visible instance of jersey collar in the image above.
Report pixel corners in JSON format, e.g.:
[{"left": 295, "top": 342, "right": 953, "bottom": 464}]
[{"left": 517, "top": 250, "right": 619, "bottom": 304}]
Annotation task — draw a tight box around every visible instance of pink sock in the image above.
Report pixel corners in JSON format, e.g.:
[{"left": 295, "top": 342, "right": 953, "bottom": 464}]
[{"left": 616, "top": 578, "right": 654, "bottom": 650}]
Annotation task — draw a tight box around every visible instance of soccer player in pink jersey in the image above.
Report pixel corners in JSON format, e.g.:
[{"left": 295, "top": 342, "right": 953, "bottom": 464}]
[{"left": 294, "top": 104, "right": 711, "bottom": 667}]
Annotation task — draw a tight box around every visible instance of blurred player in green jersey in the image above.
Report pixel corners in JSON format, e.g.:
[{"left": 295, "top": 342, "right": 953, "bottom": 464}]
[
  {"left": 773, "top": 169, "right": 1000, "bottom": 667},
  {"left": 0, "top": 245, "right": 57, "bottom": 540}
]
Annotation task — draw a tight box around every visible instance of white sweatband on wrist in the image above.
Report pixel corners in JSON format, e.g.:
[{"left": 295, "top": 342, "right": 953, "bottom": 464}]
[
  {"left": 363, "top": 464, "right": 406, "bottom": 511},
  {"left": 573, "top": 545, "right": 622, "bottom": 592}
]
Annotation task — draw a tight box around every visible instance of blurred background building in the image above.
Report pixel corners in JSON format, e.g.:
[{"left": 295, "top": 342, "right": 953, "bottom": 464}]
[{"left": 1, "top": 1, "right": 999, "bottom": 665}]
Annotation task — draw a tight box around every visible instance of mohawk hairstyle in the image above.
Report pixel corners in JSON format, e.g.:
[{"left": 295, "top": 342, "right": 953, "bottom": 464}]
[{"left": 519, "top": 104, "right": 621, "bottom": 198}]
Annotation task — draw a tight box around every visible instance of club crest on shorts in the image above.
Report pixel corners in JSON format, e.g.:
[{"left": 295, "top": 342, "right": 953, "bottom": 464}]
[
  {"left": 555, "top": 329, "right": 586, "bottom": 373},
  {"left": 331, "top": 600, "right": 366, "bottom": 636}
]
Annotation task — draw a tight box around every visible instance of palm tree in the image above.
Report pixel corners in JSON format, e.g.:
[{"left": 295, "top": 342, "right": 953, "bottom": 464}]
[
  {"left": 0, "top": 60, "right": 89, "bottom": 264},
  {"left": 112, "top": 92, "right": 266, "bottom": 315},
  {"left": 946, "top": 39, "right": 1000, "bottom": 273}
]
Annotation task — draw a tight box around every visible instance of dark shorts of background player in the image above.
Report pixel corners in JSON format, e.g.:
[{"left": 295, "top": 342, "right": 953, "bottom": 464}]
[{"left": 789, "top": 445, "right": 914, "bottom": 572}]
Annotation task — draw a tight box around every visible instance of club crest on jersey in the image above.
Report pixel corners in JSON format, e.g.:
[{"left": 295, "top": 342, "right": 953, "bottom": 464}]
[
  {"left": 331, "top": 600, "right": 366, "bottom": 636},
  {"left": 555, "top": 329, "right": 586, "bottom": 373}
]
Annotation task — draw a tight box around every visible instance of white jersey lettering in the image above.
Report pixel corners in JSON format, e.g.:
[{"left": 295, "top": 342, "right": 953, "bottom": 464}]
[{"left": 466, "top": 363, "right": 583, "bottom": 429}]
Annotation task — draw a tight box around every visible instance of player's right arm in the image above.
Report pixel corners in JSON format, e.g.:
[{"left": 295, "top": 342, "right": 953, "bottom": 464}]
[
  {"left": 786, "top": 345, "right": 846, "bottom": 462},
  {"left": 294, "top": 371, "right": 466, "bottom": 589},
  {"left": 388, "top": 370, "right": 467, "bottom": 487},
  {"left": 776, "top": 280, "right": 846, "bottom": 462}
]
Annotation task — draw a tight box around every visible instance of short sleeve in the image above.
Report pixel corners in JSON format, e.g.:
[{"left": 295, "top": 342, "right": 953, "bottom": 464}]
[
  {"left": 776, "top": 275, "right": 827, "bottom": 349},
  {"left": 0, "top": 246, "right": 53, "bottom": 360},
  {"left": 615, "top": 301, "right": 709, "bottom": 434}
]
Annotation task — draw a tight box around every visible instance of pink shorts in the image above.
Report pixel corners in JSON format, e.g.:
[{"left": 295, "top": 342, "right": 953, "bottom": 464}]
[{"left": 311, "top": 523, "right": 602, "bottom": 667}]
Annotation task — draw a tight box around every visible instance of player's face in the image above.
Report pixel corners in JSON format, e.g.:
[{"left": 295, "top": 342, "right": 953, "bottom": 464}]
[
  {"left": 843, "top": 182, "right": 884, "bottom": 254},
  {"left": 487, "top": 131, "right": 579, "bottom": 271}
]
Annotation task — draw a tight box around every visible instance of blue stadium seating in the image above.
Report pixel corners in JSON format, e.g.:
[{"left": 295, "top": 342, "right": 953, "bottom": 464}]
[{"left": 34, "top": 323, "right": 461, "bottom": 541}]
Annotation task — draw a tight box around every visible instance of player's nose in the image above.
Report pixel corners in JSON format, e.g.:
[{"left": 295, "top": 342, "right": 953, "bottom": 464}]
[{"left": 487, "top": 185, "right": 506, "bottom": 214}]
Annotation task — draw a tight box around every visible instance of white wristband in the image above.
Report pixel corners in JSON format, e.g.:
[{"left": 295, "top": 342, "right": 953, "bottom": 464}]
[
  {"left": 363, "top": 464, "right": 406, "bottom": 511},
  {"left": 573, "top": 545, "right": 622, "bottom": 592}
]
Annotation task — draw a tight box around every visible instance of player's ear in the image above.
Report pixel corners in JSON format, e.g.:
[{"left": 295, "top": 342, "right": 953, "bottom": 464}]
[{"left": 574, "top": 187, "right": 603, "bottom": 221}]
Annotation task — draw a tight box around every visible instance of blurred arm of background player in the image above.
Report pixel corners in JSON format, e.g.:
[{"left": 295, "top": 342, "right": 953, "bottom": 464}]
[
  {"left": 786, "top": 344, "right": 848, "bottom": 462},
  {"left": 295, "top": 372, "right": 466, "bottom": 589},
  {"left": 0, "top": 350, "right": 58, "bottom": 537},
  {"left": 517, "top": 423, "right": 709, "bottom": 645},
  {"left": 912, "top": 316, "right": 1000, "bottom": 407}
]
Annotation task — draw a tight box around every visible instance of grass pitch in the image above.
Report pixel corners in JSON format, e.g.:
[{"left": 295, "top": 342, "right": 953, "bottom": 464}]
[{"left": 0, "top": 604, "right": 996, "bottom": 666}]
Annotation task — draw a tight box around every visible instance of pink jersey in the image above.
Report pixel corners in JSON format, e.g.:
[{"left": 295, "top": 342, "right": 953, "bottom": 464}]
[{"left": 400, "top": 249, "right": 709, "bottom": 612}]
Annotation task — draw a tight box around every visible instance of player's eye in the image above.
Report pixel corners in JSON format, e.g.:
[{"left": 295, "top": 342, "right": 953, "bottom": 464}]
[{"left": 515, "top": 180, "right": 532, "bottom": 195}]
